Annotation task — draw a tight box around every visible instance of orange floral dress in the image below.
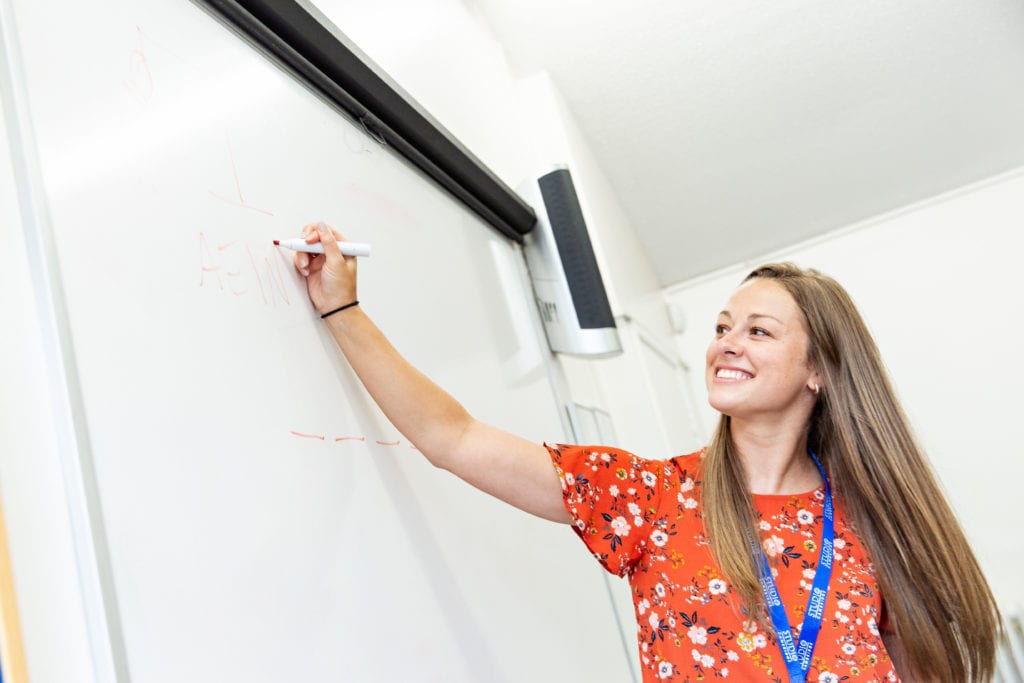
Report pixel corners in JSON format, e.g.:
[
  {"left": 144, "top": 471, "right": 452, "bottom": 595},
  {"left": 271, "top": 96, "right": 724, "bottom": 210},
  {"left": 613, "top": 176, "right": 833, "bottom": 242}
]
[{"left": 546, "top": 443, "right": 899, "bottom": 682}]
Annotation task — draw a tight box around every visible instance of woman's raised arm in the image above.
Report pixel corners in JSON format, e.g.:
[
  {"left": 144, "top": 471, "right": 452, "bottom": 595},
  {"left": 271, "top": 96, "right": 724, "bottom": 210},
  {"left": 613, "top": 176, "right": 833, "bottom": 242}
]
[{"left": 294, "top": 222, "right": 570, "bottom": 524}]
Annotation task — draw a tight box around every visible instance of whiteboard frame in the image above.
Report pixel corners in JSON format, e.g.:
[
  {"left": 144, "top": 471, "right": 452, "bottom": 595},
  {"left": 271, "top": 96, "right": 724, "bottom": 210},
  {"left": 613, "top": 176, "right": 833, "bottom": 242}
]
[{"left": 0, "top": 1, "right": 128, "bottom": 679}]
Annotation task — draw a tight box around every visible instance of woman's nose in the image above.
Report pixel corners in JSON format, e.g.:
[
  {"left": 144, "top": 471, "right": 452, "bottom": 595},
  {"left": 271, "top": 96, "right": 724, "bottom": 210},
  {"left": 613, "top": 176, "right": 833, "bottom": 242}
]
[{"left": 716, "top": 331, "right": 742, "bottom": 356}]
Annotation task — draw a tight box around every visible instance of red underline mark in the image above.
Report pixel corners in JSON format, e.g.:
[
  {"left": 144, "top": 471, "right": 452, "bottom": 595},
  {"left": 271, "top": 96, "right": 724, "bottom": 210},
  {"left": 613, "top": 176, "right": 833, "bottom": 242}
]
[
  {"left": 375, "top": 440, "right": 401, "bottom": 446},
  {"left": 334, "top": 436, "right": 366, "bottom": 442},
  {"left": 290, "top": 431, "right": 325, "bottom": 440}
]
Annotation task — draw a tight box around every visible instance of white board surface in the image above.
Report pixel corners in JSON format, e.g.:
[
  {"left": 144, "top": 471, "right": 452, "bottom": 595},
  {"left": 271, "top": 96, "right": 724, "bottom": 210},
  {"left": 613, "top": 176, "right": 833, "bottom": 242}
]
[{"left": 1, "top": 1, "right": 634, "bottom": 681}]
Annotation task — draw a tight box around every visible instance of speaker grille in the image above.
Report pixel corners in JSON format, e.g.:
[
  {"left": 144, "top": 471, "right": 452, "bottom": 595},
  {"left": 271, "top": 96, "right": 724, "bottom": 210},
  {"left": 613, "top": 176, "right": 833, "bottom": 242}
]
[{"left": 538, "top": 169, "right": 615, "bottom": 329}]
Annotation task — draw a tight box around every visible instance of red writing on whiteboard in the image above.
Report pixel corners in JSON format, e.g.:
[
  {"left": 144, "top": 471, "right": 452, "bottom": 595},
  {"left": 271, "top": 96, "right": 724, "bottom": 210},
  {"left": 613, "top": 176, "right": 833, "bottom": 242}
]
[
  {"left": 124, "top": 26, "right": 154, "bottom": 105},
  {"left": 290, "top": 431, "right": 325, "bottom": 440},
  {"left": 198, "top": 232, "right": 291, "bottom": 306},
  {"left": 209, "top": 137, "right": 274, "bottom": 216},
  {"left": 341, "top": 181, "right": 413, "bottom": 227}
]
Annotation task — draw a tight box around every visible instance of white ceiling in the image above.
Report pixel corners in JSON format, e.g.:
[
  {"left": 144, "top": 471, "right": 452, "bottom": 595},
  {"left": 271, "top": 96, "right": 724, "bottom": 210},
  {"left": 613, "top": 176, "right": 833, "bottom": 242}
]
[{"left": 469, "top": 0, "right": 1024, "bottom": 285}]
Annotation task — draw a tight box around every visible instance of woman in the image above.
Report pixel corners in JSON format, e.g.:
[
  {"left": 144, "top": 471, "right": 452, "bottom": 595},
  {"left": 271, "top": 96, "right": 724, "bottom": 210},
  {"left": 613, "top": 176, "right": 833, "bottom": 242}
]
[{"left": 294, "top": 221, "right": 1001, "bottom": 682}]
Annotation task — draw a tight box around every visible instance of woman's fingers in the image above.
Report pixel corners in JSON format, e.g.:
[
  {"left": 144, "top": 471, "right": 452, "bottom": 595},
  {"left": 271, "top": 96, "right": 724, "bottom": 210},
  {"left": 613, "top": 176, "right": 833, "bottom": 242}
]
[
  {"left": 306, "top": 253, "right": 324, "bottom": 274},
  {"left": 300, "top": 221, "right": 349, "bottom": 245},
  {"left": 291, "top": 223, "right": 315, "bottom": 276},
  {"left": 316, "top": 221, "right": 344, "bottom": 260},
  {"left": 295, "top": 222, "right": 337, "bottom": 276},
  {"left": 292, "top": 222, "right": 357, "bottom": 310}
]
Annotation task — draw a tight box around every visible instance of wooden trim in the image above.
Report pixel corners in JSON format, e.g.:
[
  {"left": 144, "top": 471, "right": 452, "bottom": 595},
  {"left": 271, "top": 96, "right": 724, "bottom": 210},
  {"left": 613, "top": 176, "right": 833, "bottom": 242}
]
[{"left": 0, "top": 494, "right": 29, "bottom": 683}]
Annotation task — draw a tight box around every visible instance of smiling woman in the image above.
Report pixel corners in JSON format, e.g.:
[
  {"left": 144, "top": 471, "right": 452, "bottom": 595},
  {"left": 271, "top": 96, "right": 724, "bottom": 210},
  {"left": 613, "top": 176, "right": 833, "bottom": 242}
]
[
  {"left": 699, "top": 263, "right": 1001, "bottom": 682},
  {"left": 297, "top": 216, "right": 1001, "bottom": 682}
]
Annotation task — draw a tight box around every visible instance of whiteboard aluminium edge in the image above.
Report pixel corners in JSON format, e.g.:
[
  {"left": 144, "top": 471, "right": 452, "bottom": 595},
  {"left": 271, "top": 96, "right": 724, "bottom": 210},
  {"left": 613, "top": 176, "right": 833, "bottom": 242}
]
[{"left": 0, "top": 1, "right": 128, "bottom": 680}]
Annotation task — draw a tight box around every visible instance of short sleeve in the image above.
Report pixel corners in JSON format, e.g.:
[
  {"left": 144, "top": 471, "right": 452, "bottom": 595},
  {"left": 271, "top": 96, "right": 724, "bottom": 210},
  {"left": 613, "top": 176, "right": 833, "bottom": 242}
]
[{"left": 545, "top": 442, "right": 669, "bottom": 577}]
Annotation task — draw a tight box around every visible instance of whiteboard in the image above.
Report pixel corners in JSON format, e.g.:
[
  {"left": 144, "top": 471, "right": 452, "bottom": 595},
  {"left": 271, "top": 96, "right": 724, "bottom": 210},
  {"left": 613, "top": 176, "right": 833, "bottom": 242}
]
[{"left": 2, "top": 1, "right": 633, "bottom": 681}]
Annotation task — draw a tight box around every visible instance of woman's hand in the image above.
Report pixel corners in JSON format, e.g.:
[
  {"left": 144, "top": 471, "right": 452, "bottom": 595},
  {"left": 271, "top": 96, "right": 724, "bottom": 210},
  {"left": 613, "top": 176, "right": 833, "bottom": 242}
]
[{"left": 294, "top": 221, "right": 359, "bottom": 315}]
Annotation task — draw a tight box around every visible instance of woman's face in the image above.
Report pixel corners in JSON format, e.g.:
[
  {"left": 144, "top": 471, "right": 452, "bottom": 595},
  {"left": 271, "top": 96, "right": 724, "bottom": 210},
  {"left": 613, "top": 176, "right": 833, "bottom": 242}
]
[{"left": 705, "top": 279, "right": 821, "bottom": 422}]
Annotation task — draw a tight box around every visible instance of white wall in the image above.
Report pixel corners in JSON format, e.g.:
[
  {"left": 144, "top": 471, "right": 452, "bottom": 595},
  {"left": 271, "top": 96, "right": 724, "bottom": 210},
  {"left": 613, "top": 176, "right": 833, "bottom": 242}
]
[{"left": 665, "top": 169, "right": 1024, "bottom": 608}]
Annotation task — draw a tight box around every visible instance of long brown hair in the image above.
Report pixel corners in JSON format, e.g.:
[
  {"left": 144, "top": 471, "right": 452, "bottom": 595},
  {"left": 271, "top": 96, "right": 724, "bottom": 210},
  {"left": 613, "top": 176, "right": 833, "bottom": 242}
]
[{"left": 702, "top": 262, "right": 1001, "bottom": 682}]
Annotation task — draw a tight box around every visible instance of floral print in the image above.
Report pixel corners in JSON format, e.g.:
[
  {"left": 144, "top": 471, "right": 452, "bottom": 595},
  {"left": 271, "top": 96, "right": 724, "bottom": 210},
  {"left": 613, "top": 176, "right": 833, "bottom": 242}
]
[{"left": 547, "top": 443, "right": 898, "bottom": 682}]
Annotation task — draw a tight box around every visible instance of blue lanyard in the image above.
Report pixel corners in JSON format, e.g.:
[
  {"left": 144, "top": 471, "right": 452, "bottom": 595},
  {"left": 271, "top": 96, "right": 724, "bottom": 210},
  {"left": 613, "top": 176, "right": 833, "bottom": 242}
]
[{"left": 752, "top": 449, "right": 834, "bottom": 683}]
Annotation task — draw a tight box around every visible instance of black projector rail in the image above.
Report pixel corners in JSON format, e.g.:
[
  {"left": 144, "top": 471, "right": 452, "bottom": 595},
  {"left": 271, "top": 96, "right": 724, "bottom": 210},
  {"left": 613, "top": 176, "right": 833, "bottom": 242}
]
[{"left": 194, "top": 0, "right": 537, "bottom": 242}]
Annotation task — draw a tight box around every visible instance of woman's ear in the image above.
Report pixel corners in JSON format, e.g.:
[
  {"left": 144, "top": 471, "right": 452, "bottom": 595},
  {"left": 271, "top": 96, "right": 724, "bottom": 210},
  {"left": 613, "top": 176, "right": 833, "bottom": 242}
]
[{"left": 807, "top": 369, "right": 824, "bottom": 397}]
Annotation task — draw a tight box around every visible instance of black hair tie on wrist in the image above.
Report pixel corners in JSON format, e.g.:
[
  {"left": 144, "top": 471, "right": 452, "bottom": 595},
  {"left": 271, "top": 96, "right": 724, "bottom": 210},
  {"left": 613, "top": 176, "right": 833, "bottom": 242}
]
[{"left": 320, "top": 300, "right": 359, "bottom": 319}]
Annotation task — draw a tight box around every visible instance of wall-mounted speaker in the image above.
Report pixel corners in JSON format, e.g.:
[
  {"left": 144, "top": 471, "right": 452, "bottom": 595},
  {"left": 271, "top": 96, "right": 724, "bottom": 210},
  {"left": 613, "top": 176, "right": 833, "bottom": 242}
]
[{"left": 519, "top": 166, "right": 622, "bottom": 358}]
